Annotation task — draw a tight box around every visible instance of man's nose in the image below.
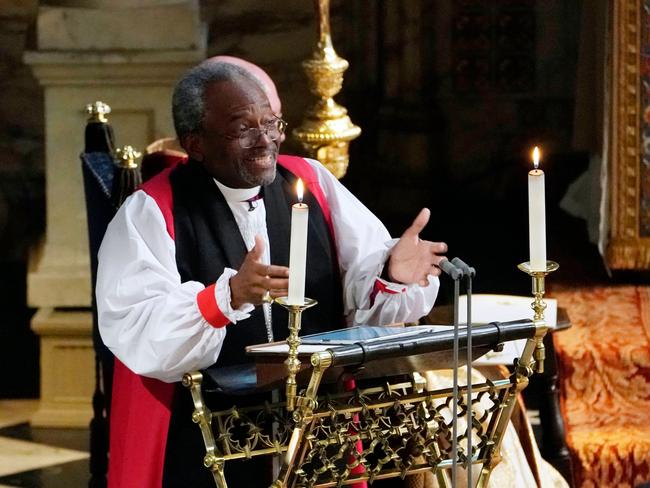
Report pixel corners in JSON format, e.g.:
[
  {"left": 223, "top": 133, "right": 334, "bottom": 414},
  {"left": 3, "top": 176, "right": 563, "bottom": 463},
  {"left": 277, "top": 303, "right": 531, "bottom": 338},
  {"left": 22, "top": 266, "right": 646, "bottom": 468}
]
[{"left": 254, "top": 128, "right": 274, "bottom": 146}]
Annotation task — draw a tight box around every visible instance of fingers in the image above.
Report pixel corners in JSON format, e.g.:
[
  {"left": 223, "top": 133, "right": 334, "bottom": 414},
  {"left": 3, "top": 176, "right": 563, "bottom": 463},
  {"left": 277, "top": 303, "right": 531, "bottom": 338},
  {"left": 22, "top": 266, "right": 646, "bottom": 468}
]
[
  {"left": 264, "top": 264, "right": 290, "bottom": 278},
  {"left": 430, "top": 241, "right": 448, "bottom": 255},
  {"left": 241, "top": 262, "right": 289, "bottom": 305},
  {"left": 428, "top": 266, "right": 441, "bottom": 278},
  {"left": 430, "top": 242, "right": 447, "bottom": 275},
  {"left": 403, "top": 208, "right": 431, "bottom": 237},
  {"left": 263, "top": 276, "right": 289, "bottom": 290},
  {"left": 256, "top": 285, "right": 289, "bottom": 303},
  {"left": 232, "top": 254, "right": 290, "bottom": 307},
  {"left": 268, "top": 288, "right": 288, "bottom": 299},
  {"left": 247, "top": 261, "right": 289, "bottom": 279},
  {"left": 250, "top": 263, "right": 289, "bottom": 281},
  {"left": 418, "top": 267, "right": 442, "bottom": 287},
  {"left": 420, "top": 241, "right": 448, "bottom": 285},
  {"left": 244, "top": 284, "right": 288, "bottom": 303},
  {"left": 260, "top": 288, "right": 289, "bottom": 304}
]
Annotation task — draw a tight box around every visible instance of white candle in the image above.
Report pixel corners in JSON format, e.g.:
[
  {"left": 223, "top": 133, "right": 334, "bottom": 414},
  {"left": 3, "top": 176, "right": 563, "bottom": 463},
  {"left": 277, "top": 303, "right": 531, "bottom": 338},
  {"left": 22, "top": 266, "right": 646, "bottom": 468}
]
[
  {"left": 288, "top": 179, "right": 308, "bottom": 305},
  {"left": 528, "top": 147, "right": 546, "bottom": 271}
]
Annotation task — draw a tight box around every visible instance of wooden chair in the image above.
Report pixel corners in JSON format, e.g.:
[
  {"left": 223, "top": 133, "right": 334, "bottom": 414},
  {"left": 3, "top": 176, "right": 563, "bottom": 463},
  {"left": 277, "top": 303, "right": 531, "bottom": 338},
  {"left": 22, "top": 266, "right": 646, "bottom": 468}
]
[{"left": 81, "top": 101, "right": 143, "bottom": 488}]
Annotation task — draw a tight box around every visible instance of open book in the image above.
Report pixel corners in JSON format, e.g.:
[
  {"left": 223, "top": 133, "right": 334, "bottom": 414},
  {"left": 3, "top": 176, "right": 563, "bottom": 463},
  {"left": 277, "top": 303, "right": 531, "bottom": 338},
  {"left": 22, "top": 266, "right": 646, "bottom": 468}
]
[
  {"left": 244, "top": 323, "right": 509, "bottom": 389},
  {"left": 459, "top": 294, "right": 557, "bottom": 366},
  {"left": 246, "top": 295, "right": 555, "bottom": 366},
  {"left": 459, "top": 294, "right": 557, "bottom": 328},
  {"left": 246, "top": 325, "right": 454, "bottom": 356}
]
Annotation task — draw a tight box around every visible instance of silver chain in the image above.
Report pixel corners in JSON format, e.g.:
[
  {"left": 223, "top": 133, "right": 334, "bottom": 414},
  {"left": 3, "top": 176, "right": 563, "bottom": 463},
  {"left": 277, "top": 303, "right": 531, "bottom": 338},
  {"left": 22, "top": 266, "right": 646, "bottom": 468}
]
[{"left": 263, "top": 302, "right": 273, "bottom": 342}]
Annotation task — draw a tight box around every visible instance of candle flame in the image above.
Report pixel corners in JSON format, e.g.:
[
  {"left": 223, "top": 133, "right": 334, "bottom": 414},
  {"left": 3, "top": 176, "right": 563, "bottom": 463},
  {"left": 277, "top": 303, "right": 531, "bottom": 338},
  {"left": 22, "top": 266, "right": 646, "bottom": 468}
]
[
  {"left": 532, "top": 146, "right": 541, "bottom": 169},
  {"left": 296, "top": 178, "right": 304, "bottom": 203}
]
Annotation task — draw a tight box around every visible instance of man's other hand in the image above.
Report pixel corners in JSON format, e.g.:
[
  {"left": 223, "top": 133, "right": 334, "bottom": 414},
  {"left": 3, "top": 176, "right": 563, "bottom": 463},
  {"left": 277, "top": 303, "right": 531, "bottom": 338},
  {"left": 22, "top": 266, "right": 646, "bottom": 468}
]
[
  {"left": 230, "top": 235, "right": 289, "bottom": 308},
  {"left": 387, "top": 208, "right": 448, "bottom": 286}
]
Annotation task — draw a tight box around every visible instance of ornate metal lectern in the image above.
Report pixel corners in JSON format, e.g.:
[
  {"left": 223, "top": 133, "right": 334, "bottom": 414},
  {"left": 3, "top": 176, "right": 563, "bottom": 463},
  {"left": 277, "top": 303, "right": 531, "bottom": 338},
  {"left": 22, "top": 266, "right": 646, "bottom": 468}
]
[{"left": 183, "top": 317, "right": 549, "bottom": 487}]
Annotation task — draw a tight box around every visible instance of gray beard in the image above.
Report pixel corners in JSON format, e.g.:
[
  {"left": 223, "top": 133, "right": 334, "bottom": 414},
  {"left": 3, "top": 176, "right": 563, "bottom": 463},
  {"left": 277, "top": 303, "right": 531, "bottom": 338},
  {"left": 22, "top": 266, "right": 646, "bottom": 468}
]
[{"left": 237, "top": 160, "right": 277, "bottom": 187}]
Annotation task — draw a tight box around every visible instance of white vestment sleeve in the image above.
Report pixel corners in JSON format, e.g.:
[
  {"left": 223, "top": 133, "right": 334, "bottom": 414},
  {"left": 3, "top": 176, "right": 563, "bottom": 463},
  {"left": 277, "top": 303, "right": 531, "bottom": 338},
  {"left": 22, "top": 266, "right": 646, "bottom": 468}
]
[
  {"left": 96, "top": 190, "right": 228, "bottom": 383},
  {"left": 305, "top": 159, "right": 439, "bottom": 326}
]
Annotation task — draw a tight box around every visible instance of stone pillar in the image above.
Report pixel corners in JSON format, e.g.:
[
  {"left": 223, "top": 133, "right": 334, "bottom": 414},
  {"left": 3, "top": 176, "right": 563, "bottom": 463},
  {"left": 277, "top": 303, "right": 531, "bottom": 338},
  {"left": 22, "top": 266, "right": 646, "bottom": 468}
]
[{"left": 24, "top": 0, "right": 205, "bottom": 427}]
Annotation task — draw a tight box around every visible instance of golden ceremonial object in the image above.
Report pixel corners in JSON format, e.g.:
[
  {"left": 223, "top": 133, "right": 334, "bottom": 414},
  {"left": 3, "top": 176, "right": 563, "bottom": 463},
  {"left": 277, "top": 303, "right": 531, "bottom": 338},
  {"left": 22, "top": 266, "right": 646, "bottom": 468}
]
[
  {"left": 111, "top": 145, "right": 142, "bottom": 207},
  {"left": 517, "top": 260, "right": 559, "bottom": 375},
  {"left": 292, "top": 0, "right": 361, "bottom": 179},
  {"left": 83, "top": 100, "right": 115, "bottom": 155},
  {"left": 85, "top": 101, "right": 111, "bottom": 123},
  {"left": 115, "top": 145, "right": 141, "bottom": 169},
  {"left": 275, "top": 297, "right": 318, "bottom": 412}
]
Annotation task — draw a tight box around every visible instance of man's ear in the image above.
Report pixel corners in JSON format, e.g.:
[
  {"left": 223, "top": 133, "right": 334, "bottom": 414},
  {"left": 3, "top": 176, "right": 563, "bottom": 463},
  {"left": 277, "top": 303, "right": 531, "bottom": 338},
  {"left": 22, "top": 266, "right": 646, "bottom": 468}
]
[{"left": 181, "top": 133, "right": 204, "bottom": 162}]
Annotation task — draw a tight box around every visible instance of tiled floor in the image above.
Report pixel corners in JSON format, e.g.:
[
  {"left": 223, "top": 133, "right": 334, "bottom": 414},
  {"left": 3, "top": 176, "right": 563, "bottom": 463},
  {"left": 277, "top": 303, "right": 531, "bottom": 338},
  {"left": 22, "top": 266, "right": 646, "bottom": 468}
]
[{"left": 0, "top": 401, "right": 90, "bottom": 488}]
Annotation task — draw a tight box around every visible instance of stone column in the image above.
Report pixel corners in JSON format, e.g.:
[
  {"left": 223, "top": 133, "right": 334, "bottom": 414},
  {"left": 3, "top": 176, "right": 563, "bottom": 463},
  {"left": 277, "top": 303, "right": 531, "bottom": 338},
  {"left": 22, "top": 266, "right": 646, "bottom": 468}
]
[{"left": 24, "top": 0, "right": 205, "bottom": 427}]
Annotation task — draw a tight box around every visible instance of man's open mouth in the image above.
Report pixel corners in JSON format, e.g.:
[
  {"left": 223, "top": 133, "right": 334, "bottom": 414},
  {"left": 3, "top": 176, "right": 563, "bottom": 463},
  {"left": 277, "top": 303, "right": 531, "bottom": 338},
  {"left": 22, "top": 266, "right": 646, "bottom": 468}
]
[{"left": 245, "top": 154, "right": 275, "bottom": 168}]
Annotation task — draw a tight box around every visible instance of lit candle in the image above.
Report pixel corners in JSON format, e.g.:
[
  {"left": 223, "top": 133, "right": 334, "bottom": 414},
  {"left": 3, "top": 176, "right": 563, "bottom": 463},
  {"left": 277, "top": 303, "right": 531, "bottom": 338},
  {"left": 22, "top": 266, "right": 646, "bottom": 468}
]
[
  {"left": 288, "top": 179, "right": 308, "bottom": 305},
  {"left": 528, "top": 147, "right": 546, "bottom": 271}
]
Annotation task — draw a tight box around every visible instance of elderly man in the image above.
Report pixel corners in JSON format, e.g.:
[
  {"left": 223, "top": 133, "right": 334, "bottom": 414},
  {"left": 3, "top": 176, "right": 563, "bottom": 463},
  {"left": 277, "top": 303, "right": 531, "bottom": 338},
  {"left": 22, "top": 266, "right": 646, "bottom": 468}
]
[{"left": 96, "top": 59, "right": 447, "bottom": 487}]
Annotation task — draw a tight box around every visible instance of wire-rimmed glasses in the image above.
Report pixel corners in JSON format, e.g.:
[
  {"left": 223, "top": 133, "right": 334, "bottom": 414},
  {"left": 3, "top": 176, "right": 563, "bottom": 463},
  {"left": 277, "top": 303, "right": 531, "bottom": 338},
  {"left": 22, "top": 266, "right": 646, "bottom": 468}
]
[{"left": 214, "top": 117, "right": 287, "bottom": 148}]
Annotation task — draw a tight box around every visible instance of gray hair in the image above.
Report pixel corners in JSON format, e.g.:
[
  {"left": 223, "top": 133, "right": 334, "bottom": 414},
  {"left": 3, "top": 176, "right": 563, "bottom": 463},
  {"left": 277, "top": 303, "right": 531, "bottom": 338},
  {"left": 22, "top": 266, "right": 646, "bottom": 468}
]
[{"left": 172, "top": 62, "right": 262, "bottom": 140}]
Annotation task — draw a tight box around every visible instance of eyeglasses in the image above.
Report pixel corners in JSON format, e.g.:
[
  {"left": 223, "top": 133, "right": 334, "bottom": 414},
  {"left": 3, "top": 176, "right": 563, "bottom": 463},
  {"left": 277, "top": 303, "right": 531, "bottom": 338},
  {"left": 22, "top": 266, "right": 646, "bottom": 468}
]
[{"left": 213, "top": 117, "right": 287, "bottom": 149}]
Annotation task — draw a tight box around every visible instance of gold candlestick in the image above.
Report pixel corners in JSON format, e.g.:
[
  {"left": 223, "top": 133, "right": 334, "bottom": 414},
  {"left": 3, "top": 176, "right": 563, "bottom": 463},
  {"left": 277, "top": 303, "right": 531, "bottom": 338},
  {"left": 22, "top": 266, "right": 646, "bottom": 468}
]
[
  {"left": 275, "top": 297, "right": 318, "bottom": 411},
  {"left": 517, "top": 260, "right": 559, "bottom": 373}
]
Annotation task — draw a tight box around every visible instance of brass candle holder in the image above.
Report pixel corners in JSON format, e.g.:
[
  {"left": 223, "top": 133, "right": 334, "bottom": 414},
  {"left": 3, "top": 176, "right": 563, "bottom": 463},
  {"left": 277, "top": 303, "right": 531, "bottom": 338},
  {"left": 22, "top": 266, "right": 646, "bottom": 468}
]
[
  {"left": 517, "top": 260, "right": 559, "bottom": 373},
  {"left": 274, "top": 297, "right": 318, "bottom": 411}
]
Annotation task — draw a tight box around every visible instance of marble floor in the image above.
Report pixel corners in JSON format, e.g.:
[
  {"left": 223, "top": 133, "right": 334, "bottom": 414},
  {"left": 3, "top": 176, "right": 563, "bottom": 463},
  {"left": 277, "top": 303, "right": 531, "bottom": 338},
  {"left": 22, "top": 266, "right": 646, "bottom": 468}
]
[{"left": 0, "top": 401, "right": 89, "bottom": 488}]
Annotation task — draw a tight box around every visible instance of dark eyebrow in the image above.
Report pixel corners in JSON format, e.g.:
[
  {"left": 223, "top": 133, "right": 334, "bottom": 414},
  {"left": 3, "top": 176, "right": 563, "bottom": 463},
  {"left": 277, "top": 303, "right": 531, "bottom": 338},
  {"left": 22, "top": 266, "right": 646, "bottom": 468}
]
[{"left": 227, "top": 102, "right": 273, "bottom": 122}]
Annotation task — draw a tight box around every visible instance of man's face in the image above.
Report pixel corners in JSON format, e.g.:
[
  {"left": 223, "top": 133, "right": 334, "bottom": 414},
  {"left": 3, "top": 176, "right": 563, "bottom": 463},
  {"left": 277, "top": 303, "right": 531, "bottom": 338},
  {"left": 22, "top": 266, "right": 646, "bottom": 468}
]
[{"left": 195, "top": 78, "right": 280, "bottom": 188}]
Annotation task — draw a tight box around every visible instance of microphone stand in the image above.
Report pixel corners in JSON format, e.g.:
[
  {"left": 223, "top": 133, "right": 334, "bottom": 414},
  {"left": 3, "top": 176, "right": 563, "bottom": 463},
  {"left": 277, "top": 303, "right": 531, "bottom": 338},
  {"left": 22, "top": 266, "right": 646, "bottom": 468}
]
[
  {"left": 439, "top": 259, "right": 463, "bottom": 486},
  {"left": 452, "top": 257, "right": 476, "bottom": 488}
]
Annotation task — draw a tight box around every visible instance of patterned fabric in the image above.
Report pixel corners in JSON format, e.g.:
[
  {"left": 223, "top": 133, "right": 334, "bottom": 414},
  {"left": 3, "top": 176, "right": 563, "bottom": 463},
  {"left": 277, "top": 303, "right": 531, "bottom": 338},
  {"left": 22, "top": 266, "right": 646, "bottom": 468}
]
[{"left": 552, "top": 286, "right": 650, "bottom": 487}]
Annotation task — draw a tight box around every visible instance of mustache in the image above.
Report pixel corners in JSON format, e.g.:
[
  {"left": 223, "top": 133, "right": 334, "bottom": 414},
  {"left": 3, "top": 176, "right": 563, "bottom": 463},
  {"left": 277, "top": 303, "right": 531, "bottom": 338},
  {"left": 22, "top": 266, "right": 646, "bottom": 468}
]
[{"left": 244, "top": 149, "right": 278, "bottom": 159}]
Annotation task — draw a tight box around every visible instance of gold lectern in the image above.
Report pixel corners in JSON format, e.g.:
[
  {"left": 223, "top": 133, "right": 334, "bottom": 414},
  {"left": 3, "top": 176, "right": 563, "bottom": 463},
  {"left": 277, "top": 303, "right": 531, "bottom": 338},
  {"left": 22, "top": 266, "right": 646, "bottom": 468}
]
[{"left": 183, "top": 317, "right": 550, "bottom": 487}]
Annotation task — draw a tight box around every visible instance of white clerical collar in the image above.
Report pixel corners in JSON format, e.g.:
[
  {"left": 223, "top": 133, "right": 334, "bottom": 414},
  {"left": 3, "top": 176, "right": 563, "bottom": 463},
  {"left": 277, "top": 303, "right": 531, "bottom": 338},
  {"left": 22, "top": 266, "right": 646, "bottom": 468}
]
[{"left": 213, "top": 178, "right": 261, "bottom": 203}]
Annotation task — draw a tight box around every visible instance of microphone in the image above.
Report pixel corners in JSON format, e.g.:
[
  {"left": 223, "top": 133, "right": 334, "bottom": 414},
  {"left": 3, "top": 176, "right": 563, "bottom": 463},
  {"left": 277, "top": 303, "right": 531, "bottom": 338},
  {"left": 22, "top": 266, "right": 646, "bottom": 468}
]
[
  {"left": 451, "top": 257, "right": 476, "bottom": 278},
  {"left": 451, "top": 256, "right": 475, "bottom": 488},
  {"left": 441, "top": 255, "right": 463, "bottom": 486},
  {"left": 439, "top": 258, "right": 463, "bottom": 280}
]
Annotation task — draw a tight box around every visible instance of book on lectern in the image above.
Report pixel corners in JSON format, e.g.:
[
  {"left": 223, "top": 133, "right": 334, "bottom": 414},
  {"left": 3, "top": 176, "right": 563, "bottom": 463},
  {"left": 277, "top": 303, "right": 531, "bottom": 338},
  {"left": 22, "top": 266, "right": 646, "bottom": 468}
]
[{"left": 246, "top": 325, "right": 454, "bottom": 356}]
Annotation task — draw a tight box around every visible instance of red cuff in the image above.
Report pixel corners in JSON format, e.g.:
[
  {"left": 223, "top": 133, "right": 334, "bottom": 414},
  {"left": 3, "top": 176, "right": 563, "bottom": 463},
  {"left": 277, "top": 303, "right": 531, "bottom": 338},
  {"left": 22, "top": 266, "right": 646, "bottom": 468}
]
[
  {"left": 197, "top": 284, "right": 230, "bottom": 328},
  {"left": 369, "top": 279, "right": 406, "bottom": 307}
]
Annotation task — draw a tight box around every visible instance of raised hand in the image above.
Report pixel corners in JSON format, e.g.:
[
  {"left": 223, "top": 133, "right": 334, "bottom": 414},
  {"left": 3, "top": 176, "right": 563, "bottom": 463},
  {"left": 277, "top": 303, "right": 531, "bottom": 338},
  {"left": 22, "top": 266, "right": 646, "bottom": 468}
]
[
  {"left": 387, "top": 208, "right": 448, "bottom": 286},
  {"left": 230, "top": 235, "right": 289, "bottom": 308}
]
